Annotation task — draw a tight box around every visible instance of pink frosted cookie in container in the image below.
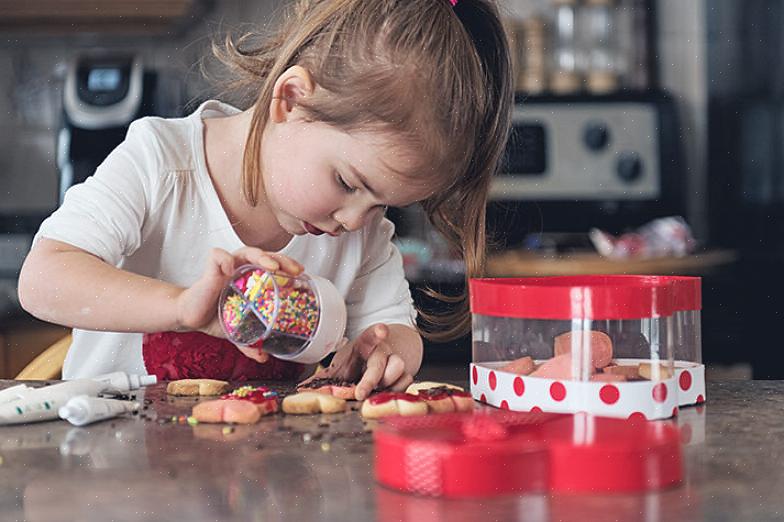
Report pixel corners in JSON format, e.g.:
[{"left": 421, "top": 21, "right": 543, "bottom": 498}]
[
  {"left": 219, "top": 265, "right": 347, "bottom": 364},
  {"left": 470, "top": 275, "right": 679, "bottom": 420}
]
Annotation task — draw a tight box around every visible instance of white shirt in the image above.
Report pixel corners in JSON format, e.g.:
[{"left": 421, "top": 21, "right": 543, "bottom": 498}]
[{"left": 35, "top": 100, "right": 416, "bottom": 379}]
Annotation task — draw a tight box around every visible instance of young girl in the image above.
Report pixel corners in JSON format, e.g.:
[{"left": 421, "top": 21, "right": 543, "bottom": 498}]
[{"left": 18, "top": 0, "right": 512, "bottom": 400}]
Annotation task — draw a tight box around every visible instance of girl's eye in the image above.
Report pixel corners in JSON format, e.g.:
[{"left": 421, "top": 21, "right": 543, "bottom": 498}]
[{"left": 335, "top": 172, "right": 356, "bottom": 193}]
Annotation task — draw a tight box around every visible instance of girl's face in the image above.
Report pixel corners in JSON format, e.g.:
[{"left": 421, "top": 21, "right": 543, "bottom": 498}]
[{"left": 261, "top": 118, "right": 433, "bottom": 237}]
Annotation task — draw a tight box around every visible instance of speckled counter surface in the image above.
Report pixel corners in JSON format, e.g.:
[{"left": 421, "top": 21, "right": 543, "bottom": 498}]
[{"left": 1, "top": 375, "right": 783, "bottom": 522}]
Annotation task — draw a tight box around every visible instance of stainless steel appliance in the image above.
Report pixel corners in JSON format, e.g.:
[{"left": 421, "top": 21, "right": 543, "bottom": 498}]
[
  {"left": 488, "top": 92, "right": 685, "bottom": 246},
  {"left": 58, "top": 53, "right": 183, "bottom": 201}
]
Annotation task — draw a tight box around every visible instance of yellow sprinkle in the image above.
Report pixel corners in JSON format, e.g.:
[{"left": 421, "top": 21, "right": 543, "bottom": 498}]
[{"left": 320, "top": 442, "right": 331, "bottom": 452}]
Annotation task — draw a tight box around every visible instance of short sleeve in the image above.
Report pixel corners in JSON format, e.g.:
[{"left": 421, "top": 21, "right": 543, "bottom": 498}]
[
  {"left": 34, "top": 119, "right": 160, "bottom": 266},
  {"left": 344, "top": 213, "right": 417, "bottom": 340}
]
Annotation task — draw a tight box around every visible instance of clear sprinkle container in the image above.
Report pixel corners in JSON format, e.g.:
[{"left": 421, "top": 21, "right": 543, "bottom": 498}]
[{"left": 219, "top": 265, "right": 346, "bottom": 364}]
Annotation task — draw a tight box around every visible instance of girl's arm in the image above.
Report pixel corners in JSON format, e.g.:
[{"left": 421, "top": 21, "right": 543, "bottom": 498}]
[
  {"left": 19, "top": 239, "right": 183, "bottom": 332},
  {"left": 18, "top": 238, "right": 303, "bottom": 335}
]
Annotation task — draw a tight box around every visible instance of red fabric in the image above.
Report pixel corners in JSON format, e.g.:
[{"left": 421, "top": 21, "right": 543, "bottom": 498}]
[{"left": 142, "top": 331, "right": 303, "bottom": 381}]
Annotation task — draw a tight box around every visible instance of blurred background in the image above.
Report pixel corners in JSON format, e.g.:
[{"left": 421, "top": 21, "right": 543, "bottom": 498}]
[{"left": 0, "top": 1, "right": 776, "bottom": 379}]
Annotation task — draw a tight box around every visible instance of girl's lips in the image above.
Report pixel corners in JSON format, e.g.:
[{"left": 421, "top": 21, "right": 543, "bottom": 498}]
[{"left": 303, "top": 222, "right": 325, "bottom": 235}]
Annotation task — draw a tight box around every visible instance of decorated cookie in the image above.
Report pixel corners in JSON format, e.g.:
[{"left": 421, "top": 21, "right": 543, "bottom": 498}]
[
  {"left": 296, "top": 378, "right": 358, "bottom": 400},
  {"left": 360, "top": 392, "right": 428, "bottom": 419},
  {"left": 191, "top": 399, "right": 262, "bottom": 424},
  {"left": 603, "top": 364, "right": 644, "bottom": 380},
  {"left": 406, "top": 383, "right": 475, "bottom": 413},
  {"left": 282, "top": 391, "right": 347, "bottom": 415},
  {"left": 221, "top": 385, "right": 279, "bottom": 416},
  {"left": 499, "top": 356, "right": 536, "bottom": 375},
  {"left": 638, "top": 362, "right": 674, "bottom": 380},
  {"left": 553, "top": 330, "right": 613, "bottom": 368},
  {"left": 167, "top": 379, "right": 229, "bottom": 396}
]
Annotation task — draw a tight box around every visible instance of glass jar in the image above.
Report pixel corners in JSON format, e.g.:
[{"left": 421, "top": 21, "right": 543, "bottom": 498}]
[
  {"left": 219, "top": 265, "right": 346, "bottom": 364},
  {"left": 583, "top": 0, "right": 620, "bottom": 93},
  {"left": 550, "top": 0, "right": 581, "bottom": 94}
]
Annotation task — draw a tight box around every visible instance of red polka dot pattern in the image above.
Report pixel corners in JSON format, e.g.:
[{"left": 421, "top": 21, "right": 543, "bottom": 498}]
[
  {"left": 480, "top": 393, "right": 487, "bottom": 403},
  {"left": 500, "top": 400, "right": 509, "bottom": 410},
  {"left": 513, "top": 377, "right": 525, "bottom": 396},
  {"left": 531, "top": 406, "right": 542, "bottom": 413},
  {"left": 679, "top": 370, "right": 692, "bottom": 391},
  {"left": 696, "top": 394, "right": 705, "bottom": 404},
  {"left": 628, "top": 412, "right": 646, "bottom": 420},
  {"left": 549, "top": 381, "right": 566, "bottom": 401},
  {"left": 472, "top": 366, "right": 478, "bottom": 385},
  {"left": 652, "top": 383, "right": 668, "bottom": 403},
  {"left": 488, "top": 371, "right": 497, "bottom": 391},
  {"left": 599, "top": 384, "right": 620, "bottom": 405}
]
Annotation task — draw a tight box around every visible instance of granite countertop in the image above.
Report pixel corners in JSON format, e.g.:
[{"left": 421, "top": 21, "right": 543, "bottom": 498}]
[{"left": 1, "top": 374, "right": 783, "bottom": 522}]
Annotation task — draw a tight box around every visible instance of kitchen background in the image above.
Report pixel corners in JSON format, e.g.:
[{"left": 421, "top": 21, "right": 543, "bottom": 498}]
[{"left": 0, "top": 1, "right": 773, "bottom": 378}]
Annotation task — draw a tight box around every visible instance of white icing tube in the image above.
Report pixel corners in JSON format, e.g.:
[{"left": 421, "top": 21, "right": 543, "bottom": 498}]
[
  {"left": 0, "top": 379, "right": 106, "bottom": 425},
  {"left": 58, "top": 395, "right": 140, "bottom": 426},
  {"left": 0, "top": 383, "right": 33, "bottom": 405},
  {"left": 89, "top": 371, "right": 157, "bottom": 393}
]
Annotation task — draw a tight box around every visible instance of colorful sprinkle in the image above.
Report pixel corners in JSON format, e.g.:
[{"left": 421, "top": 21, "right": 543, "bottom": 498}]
[
  {"left": 220, "top": 268, "right": 321, "bottom": 350},
  {"left": 220, "top": 385, "right": 277, "bottom": 404}
]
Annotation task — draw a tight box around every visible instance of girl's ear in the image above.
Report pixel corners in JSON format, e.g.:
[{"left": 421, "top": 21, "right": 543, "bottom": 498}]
[{"left": 269, "top": 65, "right": 316, "bottom": 123}]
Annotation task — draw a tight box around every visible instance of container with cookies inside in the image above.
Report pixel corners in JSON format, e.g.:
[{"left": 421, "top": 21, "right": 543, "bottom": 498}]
[
  {"left": 219, "top": 265, "right": 347, "bottom": 364},
  {"left": 469, "top": 275, "right": 681, "bottom": 419}
]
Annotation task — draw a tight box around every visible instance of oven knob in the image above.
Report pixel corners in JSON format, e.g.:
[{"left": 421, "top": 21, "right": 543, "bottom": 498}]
[
  {"left": 583, "top": 122, "right": 610, "bottom": 151},
  {"left": 616, "top": 152, "right": 644, "bottom": 182}
]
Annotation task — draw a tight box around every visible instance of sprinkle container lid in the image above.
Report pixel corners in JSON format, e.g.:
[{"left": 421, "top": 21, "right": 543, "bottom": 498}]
[
  {"left": 374, "top": 410, "right": 682, "bottom": 497},
  {"left": 469, "top": 275, "right": 676, "bottom": 320}
]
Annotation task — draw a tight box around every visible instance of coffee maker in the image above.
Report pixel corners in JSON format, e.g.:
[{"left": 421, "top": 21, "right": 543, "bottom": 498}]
[{"left": 57, "top": 54, "right": 166, "bottom": 202}]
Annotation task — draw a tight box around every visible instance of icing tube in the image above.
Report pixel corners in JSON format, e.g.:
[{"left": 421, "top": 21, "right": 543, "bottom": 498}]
[
  {"left": 0, "top": 383, "right": 34, "bottom": 405},
  {"left": 59, "top": 395, "right": 140, "bottom": 426},
  {"left": 89, "top": 371, "right": 157, "bottom": 393},
  {"left": 0, "top": 379, "right": 106, "bottom": 425}
]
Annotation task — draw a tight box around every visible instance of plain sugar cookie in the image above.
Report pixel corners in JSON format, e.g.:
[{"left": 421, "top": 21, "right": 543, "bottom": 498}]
[
  {"left": 282, "top": 392, "right": 347, "bottom": 415},
  {"left": 167, "top": 379, "right": 229, "bottom": 396}
]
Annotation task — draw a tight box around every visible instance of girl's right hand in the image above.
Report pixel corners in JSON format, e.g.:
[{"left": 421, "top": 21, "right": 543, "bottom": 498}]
[{"left": 175, "top": 247, "right": 304, "bottom": 359}]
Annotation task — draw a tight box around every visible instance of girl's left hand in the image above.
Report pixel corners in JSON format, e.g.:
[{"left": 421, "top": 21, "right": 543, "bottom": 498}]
[{"left": 298, "top": 324, "right": 414, "bottom": 400}]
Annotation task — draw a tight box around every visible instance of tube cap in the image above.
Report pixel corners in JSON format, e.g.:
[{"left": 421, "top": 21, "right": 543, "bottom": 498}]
[{"left": 139, "top": 375, "right": 158, "bottom": 386}]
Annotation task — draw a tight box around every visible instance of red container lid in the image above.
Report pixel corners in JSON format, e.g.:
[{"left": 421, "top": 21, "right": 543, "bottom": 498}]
[
  {"left": 469, "top": 275, "right": 675, "bottom": 320},
  {"left": 375, "top": 410, "right": 682, "bottom": 498},
  {"left": 665, "top": 276, "right": 702, "bottom": 312}
]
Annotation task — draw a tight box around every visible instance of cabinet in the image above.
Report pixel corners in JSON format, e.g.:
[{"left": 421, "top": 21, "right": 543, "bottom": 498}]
[
  {"left": 0, "top": 317, "right": 69, "bottom": 379},
  {"left": 0, "top": 0, "right": 209, "bottom": 34}
]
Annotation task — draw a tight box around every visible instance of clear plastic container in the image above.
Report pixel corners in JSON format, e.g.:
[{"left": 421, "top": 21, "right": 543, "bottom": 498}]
[
  {"left": 668, "top": 276, "right": 702, "bottom": 363},
  {"left": 219, "top": 265, "right": 346, "bottom": 364},
  {"left": 469, "top": 275, "right": 678, "bottom": 419}
]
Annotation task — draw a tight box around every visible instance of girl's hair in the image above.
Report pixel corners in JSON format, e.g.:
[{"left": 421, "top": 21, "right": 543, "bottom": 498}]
[{"left": 214, "top": 0, "right": 513, "bottom": 343}]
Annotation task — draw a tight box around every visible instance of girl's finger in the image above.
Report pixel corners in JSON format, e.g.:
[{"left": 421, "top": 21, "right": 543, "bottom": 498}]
[
  {"left": 355, "top": 348, "right": 388, "bottom": 400},
  {"left": 355, "top": 324, "right": 388, "bottom": 359},
  {"left": 379, "top": 353, "right": 406, "bottom": 389},
  {"left": 231, "top": 247, "right": 280, "bottom": 271},
  {"left": 388, "top": 372, "right": 414, "bottom": 392},
  {"left": 234, "top": 345, "right": 270, "bottom": 363},
  {"left": 208, "top": 248, "right": 236, "bottom": 278},
  {"left": 264, "top": 252, "right": 305, "bottom": 275}
]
